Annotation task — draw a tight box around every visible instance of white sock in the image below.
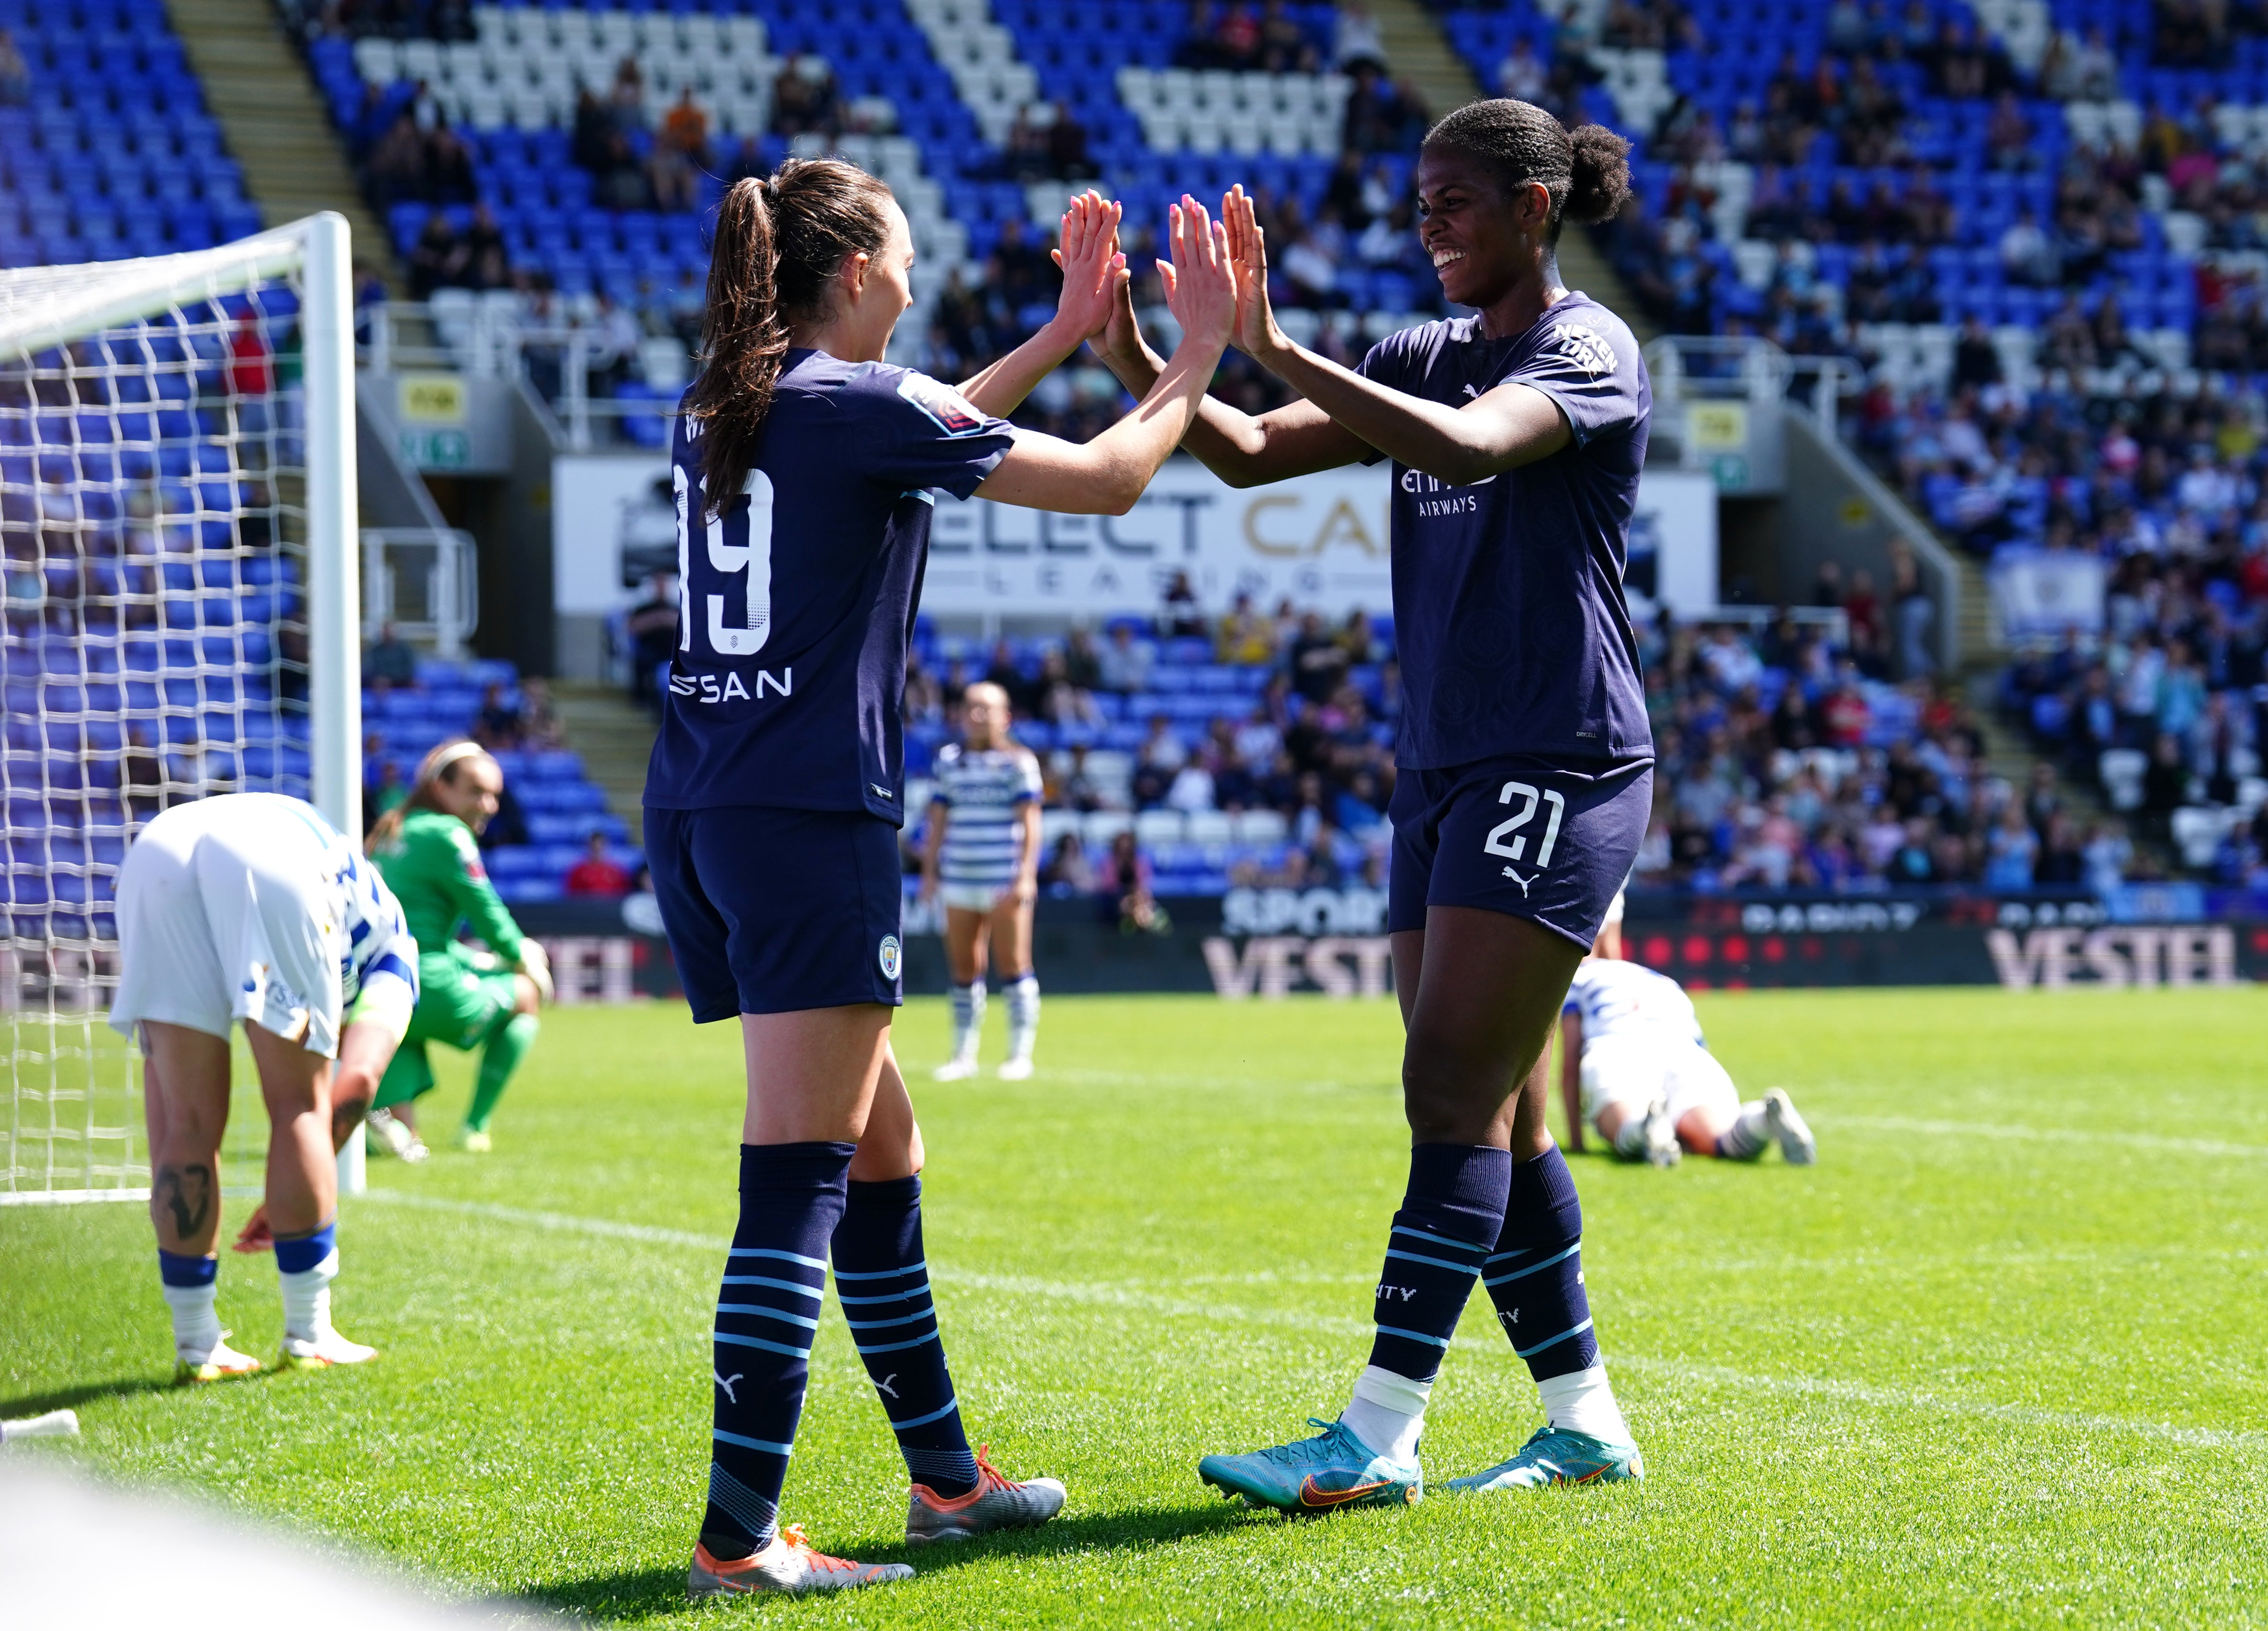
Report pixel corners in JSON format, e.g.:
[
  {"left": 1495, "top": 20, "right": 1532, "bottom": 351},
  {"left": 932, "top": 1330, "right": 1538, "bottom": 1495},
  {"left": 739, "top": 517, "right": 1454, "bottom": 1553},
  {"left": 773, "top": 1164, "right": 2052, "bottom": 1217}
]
[
  {"left": 1003, "top": 973, "right": 1039, "bottom": 1060},
  {"left": 279, "top": 1246, "right": 339, "bottom": 1344},
  {"left": 1717, "top": 1102, "right": 1771, "bottom": 1160},
  {"left": 1341, "top": 1364, "right": 1430, "bottom": 1464},
  {"left": 1610, "top": 1110, "right": 1651, "bottom": 1158},
  {"left": 161, "top": 1282, "right": 222, "bottom": 1358},
  {"left": 948, "top": 979, "right": 985, "bottom": 1060},
  {"left": 1538, "top": 1365, "right": 1632, "bottom": 1444}
]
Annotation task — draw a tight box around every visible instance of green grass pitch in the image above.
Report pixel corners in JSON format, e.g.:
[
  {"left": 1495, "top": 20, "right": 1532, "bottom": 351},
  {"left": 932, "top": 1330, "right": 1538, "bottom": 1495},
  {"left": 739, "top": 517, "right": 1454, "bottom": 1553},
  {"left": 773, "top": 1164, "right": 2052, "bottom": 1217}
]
[{"left": 5, "top": 988, "right": 2266, "bottom": 1628}]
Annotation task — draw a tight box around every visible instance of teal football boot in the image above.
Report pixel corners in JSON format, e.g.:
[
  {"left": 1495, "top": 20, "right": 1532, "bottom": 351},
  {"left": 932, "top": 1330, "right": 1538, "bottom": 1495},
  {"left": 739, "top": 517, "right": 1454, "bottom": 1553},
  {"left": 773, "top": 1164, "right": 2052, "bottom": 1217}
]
[
  {"left": 1198, "top": 1418, "right": 1421, "bottom": 1513},
  {"left": 1444, "top": 1424, "right": 1644, "bottom": 1492}
]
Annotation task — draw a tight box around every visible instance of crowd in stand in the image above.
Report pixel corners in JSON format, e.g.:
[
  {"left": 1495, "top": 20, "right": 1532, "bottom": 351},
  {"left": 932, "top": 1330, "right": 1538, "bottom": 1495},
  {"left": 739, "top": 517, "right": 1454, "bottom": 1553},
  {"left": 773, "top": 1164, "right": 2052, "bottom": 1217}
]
[{"left": 885, "top": 573, "right": 2122, "bottom": 899}]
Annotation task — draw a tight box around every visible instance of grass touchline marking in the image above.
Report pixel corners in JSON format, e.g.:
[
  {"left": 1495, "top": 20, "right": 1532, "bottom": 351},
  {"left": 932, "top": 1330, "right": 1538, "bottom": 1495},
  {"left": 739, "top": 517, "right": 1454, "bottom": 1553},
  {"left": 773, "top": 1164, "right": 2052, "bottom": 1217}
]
[
  {"left": 1832, "top": 1116, "right": 2268, "bottom": 1159},
  {"left": 357, "top": 1189, "right": 2266, "bottom": 1454}
]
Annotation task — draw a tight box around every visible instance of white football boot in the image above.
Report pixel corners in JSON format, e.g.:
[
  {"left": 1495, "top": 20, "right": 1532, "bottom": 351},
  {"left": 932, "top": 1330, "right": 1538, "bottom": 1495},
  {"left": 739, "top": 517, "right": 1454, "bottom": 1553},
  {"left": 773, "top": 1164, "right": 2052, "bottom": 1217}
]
[{"left": 1764, "top": 1089, "right": 1817, "bottom": 1165}]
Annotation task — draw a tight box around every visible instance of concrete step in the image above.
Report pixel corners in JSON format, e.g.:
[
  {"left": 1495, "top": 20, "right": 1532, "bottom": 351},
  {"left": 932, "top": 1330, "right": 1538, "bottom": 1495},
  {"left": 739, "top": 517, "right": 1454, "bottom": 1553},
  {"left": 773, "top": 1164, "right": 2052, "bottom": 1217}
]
[
  {"left": 552, "top": 684, "right": 658, "bottom": 848},
  {"left": 1364, "top": 0, "right": 1656, "bottom": 339},
  {"left": 164, "top": 0, "right": 407, "bottom": 294}
]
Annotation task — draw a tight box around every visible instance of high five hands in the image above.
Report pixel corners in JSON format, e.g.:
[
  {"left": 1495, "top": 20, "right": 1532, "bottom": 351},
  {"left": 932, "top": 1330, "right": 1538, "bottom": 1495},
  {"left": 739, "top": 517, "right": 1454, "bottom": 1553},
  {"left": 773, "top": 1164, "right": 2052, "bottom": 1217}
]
[
  {"left": 1094, "top": 187, "right": 1290, "bottom": 374},
  {"left": 1049, "top": 189, "right": 1128, "bottom": 344},
  {"left": 1155, "top": 193, "right": 1239, "bottom": 357}
]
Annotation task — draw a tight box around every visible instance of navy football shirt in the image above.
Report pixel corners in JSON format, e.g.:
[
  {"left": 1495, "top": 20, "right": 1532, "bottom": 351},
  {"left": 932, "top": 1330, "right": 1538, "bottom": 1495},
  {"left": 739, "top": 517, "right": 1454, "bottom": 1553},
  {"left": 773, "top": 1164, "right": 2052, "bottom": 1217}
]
[
  {"left": 644, "top": 350, "right": 1014, "bottom": 822},
  {"left": 1356, "top": 295, "right": 1654, "bottom": 768}
]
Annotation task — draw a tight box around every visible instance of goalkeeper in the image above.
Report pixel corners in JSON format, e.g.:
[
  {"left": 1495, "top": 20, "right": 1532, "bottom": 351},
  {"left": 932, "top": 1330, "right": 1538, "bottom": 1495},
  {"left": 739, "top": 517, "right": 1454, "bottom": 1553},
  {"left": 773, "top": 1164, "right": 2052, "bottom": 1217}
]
[{"left": 366, "top": 741, "right": 554, "bottom": 1155}]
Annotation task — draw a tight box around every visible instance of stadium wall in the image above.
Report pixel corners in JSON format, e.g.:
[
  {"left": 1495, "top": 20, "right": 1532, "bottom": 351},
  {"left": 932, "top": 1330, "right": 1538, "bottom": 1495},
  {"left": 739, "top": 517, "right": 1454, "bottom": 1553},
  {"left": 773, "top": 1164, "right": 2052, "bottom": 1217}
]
[{"left": 504, "top": 894, "right": 2268, "bottom": 1003}]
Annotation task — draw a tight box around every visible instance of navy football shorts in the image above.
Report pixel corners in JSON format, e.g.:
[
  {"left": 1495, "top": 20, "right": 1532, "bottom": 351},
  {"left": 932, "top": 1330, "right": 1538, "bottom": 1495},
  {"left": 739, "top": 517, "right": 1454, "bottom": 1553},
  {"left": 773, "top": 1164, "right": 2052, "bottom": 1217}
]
[
  {"left": 1388, "top": 754, "right": 1653, "bottom": 949},
  {"left": 645, "top": 804, "right": 905, "bottom": 1019}
]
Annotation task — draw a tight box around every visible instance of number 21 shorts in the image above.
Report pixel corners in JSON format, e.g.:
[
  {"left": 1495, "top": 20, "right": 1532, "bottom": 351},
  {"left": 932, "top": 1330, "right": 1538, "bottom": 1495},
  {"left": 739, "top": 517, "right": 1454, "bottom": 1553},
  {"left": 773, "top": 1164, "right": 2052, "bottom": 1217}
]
[{"left": 1387, "top": 754, "right": 1654, "bottom": 950}]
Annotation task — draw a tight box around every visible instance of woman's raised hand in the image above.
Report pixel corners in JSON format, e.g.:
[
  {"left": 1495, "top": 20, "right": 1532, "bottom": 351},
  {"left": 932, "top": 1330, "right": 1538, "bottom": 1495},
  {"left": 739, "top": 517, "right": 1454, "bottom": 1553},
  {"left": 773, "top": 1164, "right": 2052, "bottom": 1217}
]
[
  {"left": 1048, "top": 189, "right": 1128, "bottom": 342},
  {"left": 1156, "top": 194, "right": 1238, "bottom": 355},
  {"left": 1221, "top": 185, "right": 1286, "bottom": 361}
]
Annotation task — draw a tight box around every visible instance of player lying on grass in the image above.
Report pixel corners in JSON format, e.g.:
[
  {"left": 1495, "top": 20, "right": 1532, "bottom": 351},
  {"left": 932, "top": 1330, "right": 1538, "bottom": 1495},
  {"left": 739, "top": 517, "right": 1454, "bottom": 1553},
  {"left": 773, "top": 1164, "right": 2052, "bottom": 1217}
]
[
  {"left": 1561, "top": 897, "right": 1816, "bottom": 1168},
  {"left": 645, "top": 166, "right": 1238, "bottom": 1595},
  {"left": 1097, "top": 102, "right": 1654, "bottom": 1505},
  {"left": 921, "top": 682, "right": 1044, "bottom": 1081},
  {"left": 363, "top": 741, "right": 552, "bottom": 1159},
  {"left": 110, "top": 792, "right": 417, "bottom": 1383}
]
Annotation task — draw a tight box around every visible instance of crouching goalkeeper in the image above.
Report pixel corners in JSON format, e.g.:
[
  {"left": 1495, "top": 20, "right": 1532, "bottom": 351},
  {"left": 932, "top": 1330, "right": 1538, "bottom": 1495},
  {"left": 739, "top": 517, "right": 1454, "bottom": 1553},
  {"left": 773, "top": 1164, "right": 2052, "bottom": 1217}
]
[{"left": 366, "top": 741, "right": 553, "bottom": 1157}]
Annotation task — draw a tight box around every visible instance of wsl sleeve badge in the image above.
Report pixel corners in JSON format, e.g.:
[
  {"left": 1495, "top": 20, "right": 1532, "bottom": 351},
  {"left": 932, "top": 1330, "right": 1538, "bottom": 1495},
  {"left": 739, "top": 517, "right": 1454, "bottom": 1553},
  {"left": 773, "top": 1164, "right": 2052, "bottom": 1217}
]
[
  {"left": 878, "top": 934, "right": 903, "bottom": 981},
  {"left": 897, "top": 372, "right": 988, "bottom": 436}
]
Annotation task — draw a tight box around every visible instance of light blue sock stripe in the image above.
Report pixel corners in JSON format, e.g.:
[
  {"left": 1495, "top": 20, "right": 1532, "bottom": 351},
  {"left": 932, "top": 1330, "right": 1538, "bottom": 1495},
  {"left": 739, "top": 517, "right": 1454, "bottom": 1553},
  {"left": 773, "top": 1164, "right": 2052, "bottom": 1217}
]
[
  {"left": 1484, "top": 1248, "right": 1532, "bottom": 1265},
  {"left": 727, "top": 1246, "right": 828, "bottom": 1270},
  {"left": 1392, "top": 1224, "right": 1486, "bottom": 1256},
  {"left": 713, "top": 1329, "right": 811, "bottom": 1359},
  {"left": 844, "top": 1308, "right": 935, "bottom": 1331},
  {"left": 713, "top": 1427, "right": 795, "bottom": 1456},
  {"left": 886, "top": 1395, "right": 961, "bottom": 1431},
  {"left": 715, "top": 1303, "right": 822, "bottom": 1331},
  {"left": 832, "top": 1260, "right": 927, "bottom": 1281},
  {"left": 836, "top": 1287, "right": 931, "bottom": 1306},
  {"left": 1514, "top": 1317, "right": 1594, "bottom": 1359},
  {"left": 853, "top": 1329, "right": 943, "bottom": 1356},
  {"left": 1482, "top": 1243, "right": 1582, "bottom": 1287},
  {"left": 1375, "top": 1324, "right": 1452, "bottom": 1349},
  {"left": 1383, "top": 1247, "right": 1486, "bottom": 1274},
  {"left": 719, "top": 1274, "right": 825, "bottom": 1299}
]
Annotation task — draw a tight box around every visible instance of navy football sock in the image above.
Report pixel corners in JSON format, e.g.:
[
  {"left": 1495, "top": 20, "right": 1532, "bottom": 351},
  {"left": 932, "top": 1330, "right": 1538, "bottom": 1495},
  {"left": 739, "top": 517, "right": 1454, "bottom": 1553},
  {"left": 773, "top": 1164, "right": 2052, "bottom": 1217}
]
[
  {"left": 1484, "top": 1146, "right": 1601, "bottom": 1382},
  {"left": 1364, "top": 1143, "right": 1513, "bottom": 1384},
  {"left": 833, "top": 1174, "right": 979, "bottom": 1498},
  {"left": 702, "top": 1141, "right": 854, "bottom": 1557}
]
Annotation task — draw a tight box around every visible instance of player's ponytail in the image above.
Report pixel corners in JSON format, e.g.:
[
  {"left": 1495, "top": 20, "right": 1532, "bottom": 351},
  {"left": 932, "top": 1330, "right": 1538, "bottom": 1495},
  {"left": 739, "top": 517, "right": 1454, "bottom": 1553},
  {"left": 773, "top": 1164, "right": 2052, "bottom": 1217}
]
[
  {"left": 368, "top": 739, "right": 494, "bottom": 850},
  {"left": 686, "top": 159, "right": 896, "bottom": 516},
  {"left": 1422, "top": 100, "right": 1632, "bottom": 241}
]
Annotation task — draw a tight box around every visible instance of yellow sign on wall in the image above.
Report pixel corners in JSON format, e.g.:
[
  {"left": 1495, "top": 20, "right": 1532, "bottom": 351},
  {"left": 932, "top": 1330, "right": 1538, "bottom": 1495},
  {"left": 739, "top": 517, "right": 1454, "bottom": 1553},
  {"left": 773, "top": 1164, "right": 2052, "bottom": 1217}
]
[
  {"left": 1686, "top": 400, "right": 1749, "bottom": 453},
  {"left": 397, "top": 373, "right": 468, "bottom": 425}
]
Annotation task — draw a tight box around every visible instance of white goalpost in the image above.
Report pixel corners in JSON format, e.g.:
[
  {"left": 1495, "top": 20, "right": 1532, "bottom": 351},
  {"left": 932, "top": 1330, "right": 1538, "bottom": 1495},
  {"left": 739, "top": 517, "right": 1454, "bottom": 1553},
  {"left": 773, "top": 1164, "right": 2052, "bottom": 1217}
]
[{"left": 0, "top": 213, "right": 363, "bottom": 1206}]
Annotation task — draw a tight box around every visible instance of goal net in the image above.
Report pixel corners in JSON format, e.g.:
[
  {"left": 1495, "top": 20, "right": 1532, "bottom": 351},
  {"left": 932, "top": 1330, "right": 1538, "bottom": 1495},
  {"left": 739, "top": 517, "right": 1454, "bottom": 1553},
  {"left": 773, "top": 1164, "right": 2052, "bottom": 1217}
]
[{"left": 0, "top": 214, "right": 360, "bottom": 1205}]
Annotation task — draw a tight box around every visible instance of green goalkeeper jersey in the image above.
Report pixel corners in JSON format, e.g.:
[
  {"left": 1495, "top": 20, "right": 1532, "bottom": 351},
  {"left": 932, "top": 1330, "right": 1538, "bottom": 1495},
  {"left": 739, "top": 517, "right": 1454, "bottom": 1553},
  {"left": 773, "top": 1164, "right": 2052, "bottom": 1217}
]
[{"left": 371, "top": 808, "right": 527, "bottom": 966}]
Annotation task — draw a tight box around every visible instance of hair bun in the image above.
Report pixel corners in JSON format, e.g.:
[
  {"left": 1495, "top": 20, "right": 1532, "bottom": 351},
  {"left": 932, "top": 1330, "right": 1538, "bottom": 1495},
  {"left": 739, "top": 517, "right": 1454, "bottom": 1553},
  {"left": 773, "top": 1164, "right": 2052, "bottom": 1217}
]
[{"left": 1565, "top": 124, "right": 1633, "bottom": 227}]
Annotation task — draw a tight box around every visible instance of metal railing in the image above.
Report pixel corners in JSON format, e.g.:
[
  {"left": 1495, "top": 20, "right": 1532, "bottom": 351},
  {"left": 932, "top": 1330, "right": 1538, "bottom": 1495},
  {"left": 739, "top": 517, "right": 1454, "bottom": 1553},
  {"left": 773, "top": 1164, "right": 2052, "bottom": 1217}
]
[
  {"left": 1645, "top": 334, "right": 1853, "bottom": 438},
  {"left": 362, "top": 298, "right": 678, "bottom": 451},
  {"left": 363, "top": 526, "right": 479, "bottom": 657}
]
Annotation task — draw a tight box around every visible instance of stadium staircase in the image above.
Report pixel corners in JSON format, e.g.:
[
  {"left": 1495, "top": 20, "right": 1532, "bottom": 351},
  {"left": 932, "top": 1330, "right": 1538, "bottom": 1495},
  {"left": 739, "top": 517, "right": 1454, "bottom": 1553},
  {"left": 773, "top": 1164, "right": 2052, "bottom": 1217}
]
[
  {"left": 552, "top": 683, "right": 656, "bottom": 848},
  {"left": 163, "top": 0, "right": 403, "bottom": 289},
  {"left": 1370, "top": 0, "right": 1654, "bottom": 342}
]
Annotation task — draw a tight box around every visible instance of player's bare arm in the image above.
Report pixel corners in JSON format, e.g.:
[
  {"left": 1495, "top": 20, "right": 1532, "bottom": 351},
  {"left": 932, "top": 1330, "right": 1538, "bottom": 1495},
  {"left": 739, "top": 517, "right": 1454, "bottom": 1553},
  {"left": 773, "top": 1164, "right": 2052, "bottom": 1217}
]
[
  {"left": 1090, "top": 259, "right": 1368, "bottom": 488},
  {"left": 954, "top": 190, "right": 1126, "bottom": 418},
  {"left": 1217, "top": 186, "right": 1574, "bottom": 486},
  {"left": 919, "top": 794, "right": 947, "bottom": 905},
  {"left": 973, "top": 196, "right": 1239, "bottom": 515}
]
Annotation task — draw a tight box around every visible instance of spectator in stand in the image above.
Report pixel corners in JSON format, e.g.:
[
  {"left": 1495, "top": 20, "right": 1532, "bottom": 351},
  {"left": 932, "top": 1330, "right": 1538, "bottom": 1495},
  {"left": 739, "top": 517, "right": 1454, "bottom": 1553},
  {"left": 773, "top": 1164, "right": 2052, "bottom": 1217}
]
[
  {"left": 1040, "top": 830, "right": 1094, "bottom": 894},
  {"left": 771, "top": 55, "right": 839, "bottom": 136},
  {"left": 1287, "top": 610, "right": 1349, "bottom": 702},
  {"left": 1063, "top": 628, "right": 1104, "bottom": 692},
  {"left": 1099, "top": 829, "right": 1165, "bottom": 933},
  {"left": 1496, "top": 37, "right": 1548, "bottom": 104},
  {"left": 623, "top": 570, "right": 680, "bottom": 713},
  {"left": 1334, "top": 2, "right": 1388, "bottom": 70},
  {"left": 1160, "top": 570, "right": 1206, "bottom": 637},
  {"left": 518, "top": 678, "right": 565, "bottom": 749},
  {"left": 366, "top": 759, "right": 408, "bottom": 831},
  {"left": 1133, "top": 715, "right": 1188, "bottom": 808},
  {"left": 1216, "top": 593, "right": 1278, "bottom": 665},
  {"left": 0, "top": 29, "right": 28, "bottom": 106},
  {"left": 475, "top": 684, "right": 524, "bottom": 750},
  {"left": 406, "top": 212, "right": 469, "bottom": 300},
  {"left": 1096, "top": 623, "right": 1154, "bottom": 693},
  {"left": 565, "top": 832, "right": 633, "bottom": 898},
  {"left": 651, "top": 89, "right": 710, "bottom": 212},
  {"left": 364, "top": 622, "right": 418, "bottom": 688}
]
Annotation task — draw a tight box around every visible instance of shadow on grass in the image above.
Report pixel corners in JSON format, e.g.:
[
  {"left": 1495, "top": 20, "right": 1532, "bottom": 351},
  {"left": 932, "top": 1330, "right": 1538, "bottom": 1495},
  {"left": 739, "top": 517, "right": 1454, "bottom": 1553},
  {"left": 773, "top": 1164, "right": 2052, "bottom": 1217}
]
[
  {"left": 0, "top": 1375, "right": 184, "bottom": 1417},
  {"left": 527, "top": 1502, "right": 1256, "bottom": 1620}
]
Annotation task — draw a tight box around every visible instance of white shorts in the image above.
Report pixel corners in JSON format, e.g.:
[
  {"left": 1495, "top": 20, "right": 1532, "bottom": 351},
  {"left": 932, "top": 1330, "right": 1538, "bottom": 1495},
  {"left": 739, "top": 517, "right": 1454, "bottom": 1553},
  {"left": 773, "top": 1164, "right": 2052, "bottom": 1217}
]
[
  {"left": 1580, "top": 1033, "right": 1740, "bottom": 1128},
  {"left": 109, "top": 801, "right": 347, "bottom": 1057},
  {"left": 939, "top": 883, "right": 1016, "bottom": 914}
]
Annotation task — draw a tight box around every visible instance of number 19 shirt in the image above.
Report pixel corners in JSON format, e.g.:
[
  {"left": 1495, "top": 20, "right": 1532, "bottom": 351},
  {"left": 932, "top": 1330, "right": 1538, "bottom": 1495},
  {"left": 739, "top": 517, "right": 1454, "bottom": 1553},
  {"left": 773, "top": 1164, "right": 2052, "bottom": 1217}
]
[{"left": 644, "top": 351, "right": 1015, "bottom": 825}]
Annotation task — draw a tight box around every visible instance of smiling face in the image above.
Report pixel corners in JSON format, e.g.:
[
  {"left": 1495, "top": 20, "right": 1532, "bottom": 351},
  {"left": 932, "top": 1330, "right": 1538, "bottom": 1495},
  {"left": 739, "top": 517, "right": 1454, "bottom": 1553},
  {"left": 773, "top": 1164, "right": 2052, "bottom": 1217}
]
[{"left": 1414, "top": 145, "right": 1554, "bottom": 311}]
